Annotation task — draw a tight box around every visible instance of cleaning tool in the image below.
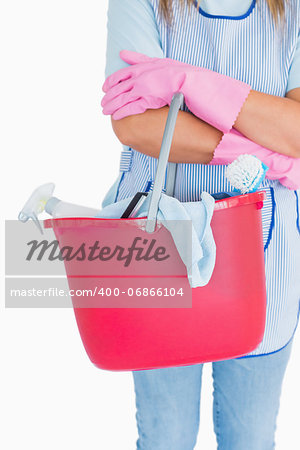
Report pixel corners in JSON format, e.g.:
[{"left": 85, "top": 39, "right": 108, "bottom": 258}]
[
  {"left": 18, "top": 152, "right": 267, "bottom": 234},
  {"left": 40, "top": 93, "right": 267, "bottom": 371},
  {"left": 18, "top": 185, "right": 101, "bottom": 234},
  {"left": 102, "top": 50, "right": 251, "bottom": 133},
  {"left": 212, "top": 128, "right": 300, "bottom": 190},
  {"left": 121, "top": 192, "right": 148, "bottom": 218},
  {"left": 205, "top": 154, "right": 269, "bottom": 200},
  {"left": 225, "top": 154, "right": 269, "bottom": 194},
  {"left": 18, "top": 183, "right": 55, "bottom": 234},
  {"left": 44, "top": 197, "right": 100, "bottom": 219}
]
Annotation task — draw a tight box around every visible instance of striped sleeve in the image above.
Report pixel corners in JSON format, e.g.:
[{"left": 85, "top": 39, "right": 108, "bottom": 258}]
[
  {"left": 286, "top": 29, "right": 300, "bottom": 92},
  {"left": 105, "top": 0, "right": 163, "bottom": 78}
]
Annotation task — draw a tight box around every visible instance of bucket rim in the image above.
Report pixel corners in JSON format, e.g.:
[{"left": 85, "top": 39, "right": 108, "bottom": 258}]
[{"left": 44, "top": 190, "right": 266, "bottom": 229}]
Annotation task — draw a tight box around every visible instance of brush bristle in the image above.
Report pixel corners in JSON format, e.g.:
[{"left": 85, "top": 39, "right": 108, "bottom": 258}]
[{"left": 225, "top": 154, "right": 268, "bottom": 194}]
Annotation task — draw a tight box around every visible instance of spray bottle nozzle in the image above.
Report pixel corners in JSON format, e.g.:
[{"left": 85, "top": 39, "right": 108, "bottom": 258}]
[{"left": 18, "top": 183, "right": 56, "bottom": 234}]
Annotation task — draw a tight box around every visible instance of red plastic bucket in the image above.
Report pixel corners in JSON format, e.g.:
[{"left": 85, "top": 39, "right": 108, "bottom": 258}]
[{"left": 44, "top": 190, "right": 267, "bottom": 371}]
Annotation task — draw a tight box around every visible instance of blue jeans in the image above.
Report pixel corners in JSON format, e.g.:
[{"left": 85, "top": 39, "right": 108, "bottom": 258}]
[{"left": 132, "top": 340, "right": 293, "bottom": 450}]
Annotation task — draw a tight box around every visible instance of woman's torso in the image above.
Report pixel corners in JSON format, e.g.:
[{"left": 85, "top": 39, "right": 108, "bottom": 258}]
[{"left": 114, "top": 0, "right": 300, "bottom": 355}]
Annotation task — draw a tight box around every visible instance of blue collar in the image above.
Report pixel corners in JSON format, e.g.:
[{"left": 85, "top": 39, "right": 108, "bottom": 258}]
[{"left": 193, "top": 0, "right": 256, "bottom": 20}]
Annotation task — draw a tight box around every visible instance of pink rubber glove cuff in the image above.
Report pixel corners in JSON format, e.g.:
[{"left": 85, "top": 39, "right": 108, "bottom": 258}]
[{"left": 212, "top": 129, "right": 300, "bottom": 190}]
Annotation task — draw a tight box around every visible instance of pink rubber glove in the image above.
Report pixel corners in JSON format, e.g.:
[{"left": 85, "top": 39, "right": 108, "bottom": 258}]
[
  {"left": 212, "top": 129, "right": 300, "bottom": 190},
  {"left": 102, "top": 50, "right": 251, "bottom": 133}
]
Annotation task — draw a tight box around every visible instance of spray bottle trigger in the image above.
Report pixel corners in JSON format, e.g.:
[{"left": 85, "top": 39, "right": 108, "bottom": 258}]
[
  {"left": 30, "top": 212, "right": 44, "bottom": 235},
  {"left": 18, "top": 182, "right": 55, "bottom": 234}
]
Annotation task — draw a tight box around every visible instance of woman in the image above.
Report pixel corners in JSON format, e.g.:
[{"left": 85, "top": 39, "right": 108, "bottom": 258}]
[{"left": 102, "top": 1, "right": 300, "bottom": 448}]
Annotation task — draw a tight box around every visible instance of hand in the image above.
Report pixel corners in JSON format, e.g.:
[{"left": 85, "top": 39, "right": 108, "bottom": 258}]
[
  {"left": 101, "top": 50, "right": 251, "bottom": 133},
  {"left": 101, "top": 50, "right": 188, "bottom": 120}
]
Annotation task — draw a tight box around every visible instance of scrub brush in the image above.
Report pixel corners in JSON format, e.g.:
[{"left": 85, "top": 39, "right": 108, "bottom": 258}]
[{"left": 225, "top": 154, "right": 269, "bottom": 194}]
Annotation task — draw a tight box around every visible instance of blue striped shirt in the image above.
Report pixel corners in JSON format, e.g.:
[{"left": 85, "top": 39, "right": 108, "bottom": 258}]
[{"left": 103, "top": 0, "right": 300, "bottom": 355}]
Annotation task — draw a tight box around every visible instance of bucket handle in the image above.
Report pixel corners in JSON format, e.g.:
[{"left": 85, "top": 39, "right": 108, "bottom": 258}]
[{"left": 145, "top": 92, "right": 184, "bottom": 233}]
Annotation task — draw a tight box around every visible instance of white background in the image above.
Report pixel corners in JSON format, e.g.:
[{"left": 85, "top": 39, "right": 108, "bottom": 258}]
[{"left": 1, "top": 1, "right": 299, "bottom": 448}]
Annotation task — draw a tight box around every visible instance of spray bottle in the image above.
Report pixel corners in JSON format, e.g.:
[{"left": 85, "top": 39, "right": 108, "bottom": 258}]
[{"left": 18, "top": 183, "right": 101, "bottom": 234}]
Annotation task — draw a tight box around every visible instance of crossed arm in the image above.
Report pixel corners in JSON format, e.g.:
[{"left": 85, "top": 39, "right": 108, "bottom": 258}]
[{"left": 111, "top": 88, "right": 300, "bottom": 164}]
